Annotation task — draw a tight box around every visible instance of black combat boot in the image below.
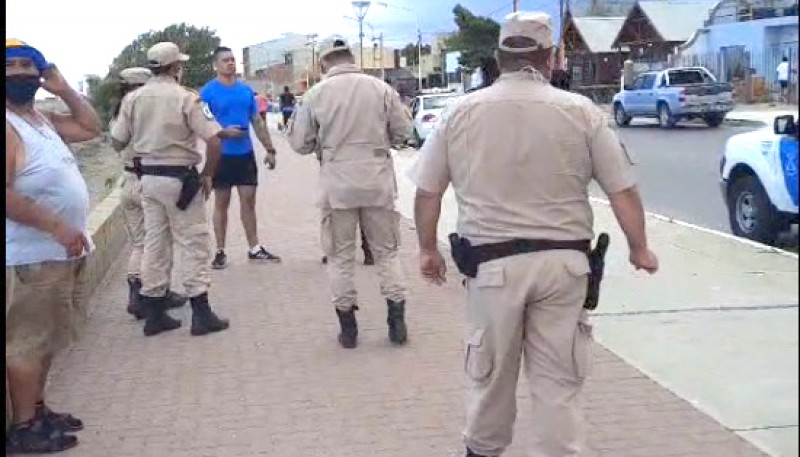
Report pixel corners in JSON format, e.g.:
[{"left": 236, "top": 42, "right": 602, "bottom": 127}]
[
  {"left": 335, "top": 307, "right": 359, "bottom": 349},
  {"left": 126, "top": 276, "right": 147, "bottom": 320},
  {"left": 466, "top": 448, "right": 496, "bottom": 457},
  {"left": 190, "top": 293, "right": 230, "bottom": 336},
  {"left": 165, "top": 290, "right": 188, "bottom": 309},
  {"left": 386, "top": 300, "right": 408, "bottom": 345},
  {"left": 142, "top": 296, "right": 182, "bottom": 337}
]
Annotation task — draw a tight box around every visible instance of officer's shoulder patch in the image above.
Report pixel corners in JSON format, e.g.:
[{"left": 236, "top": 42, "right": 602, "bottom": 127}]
[{"left": 199, "top": 101, "right": 215, "bottom": 120}]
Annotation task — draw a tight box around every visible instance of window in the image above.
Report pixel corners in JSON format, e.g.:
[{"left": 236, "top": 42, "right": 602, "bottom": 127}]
[
  {"left": 666, "top": 70, "right": 704, "bottom": 85},
  {"left": 629, "top": 75, "right": 644, "bottom": 89},
  {"left": 422, "top": 95, "right": 457, "bottom": 110},
  {"left": 641, "top": 73, "right": 657, "bottom": 89}
]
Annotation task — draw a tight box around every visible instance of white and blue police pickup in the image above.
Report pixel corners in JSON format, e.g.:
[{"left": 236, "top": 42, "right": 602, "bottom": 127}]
[{"left": 720, "top": 114, "right": 798, "bottom": 245}]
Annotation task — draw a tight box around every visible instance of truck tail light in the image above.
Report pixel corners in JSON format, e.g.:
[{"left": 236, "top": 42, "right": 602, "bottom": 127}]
[
  {"left": 422, "top": 114, "right": 437, "bottom": 123},
  {"left": 679, "top": 89, "right": 686, "bottom": 103}
]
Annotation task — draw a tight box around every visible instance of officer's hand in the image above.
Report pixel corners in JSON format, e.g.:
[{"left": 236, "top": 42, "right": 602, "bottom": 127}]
[
  {"left": 263, "top": 150, "right": 276, "bottom": 170},
  {"left": 201, "top": 176, "right": 213, "bottom": 200},
  {"left": 630, "top": 247, "right": 658, "bottom": 274},
  {"left": 51, "top": 220, "right": 90, "bottom": 258},
  {"left": 420, "top": 249, "right": 447, "bottom": 285}
]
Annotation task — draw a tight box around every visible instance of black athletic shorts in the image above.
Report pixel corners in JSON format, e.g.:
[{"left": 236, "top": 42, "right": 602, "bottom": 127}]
[
  {"left": 780, "top": 80, "right": 789, "bottom": 89},
  {"left": 213, "top": 153, "right": 258, "bottom": 189}
]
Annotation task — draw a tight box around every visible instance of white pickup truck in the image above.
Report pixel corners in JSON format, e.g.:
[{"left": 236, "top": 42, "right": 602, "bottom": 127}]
[{"left": 720, "top": 114, "right": 799, "bottom": 245}]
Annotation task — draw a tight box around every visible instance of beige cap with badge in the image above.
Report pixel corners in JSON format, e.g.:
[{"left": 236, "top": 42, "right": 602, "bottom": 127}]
[
  {"left": 146, "top": 42, "right": 190, "bottom": 68},
  {"left": 499, "top": 12, "right": 554, "bottom": 52},
  {"left": 119, "top": 67, "right": 152, "bottom": 85},
  {"left": 317, "top": 36, "right": 351, "bottom": 59}
]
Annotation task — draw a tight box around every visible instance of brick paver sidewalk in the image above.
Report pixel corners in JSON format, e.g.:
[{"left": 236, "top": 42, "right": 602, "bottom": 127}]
[{"left": 46, "top": 133, "right": 768, "bottom": 457}]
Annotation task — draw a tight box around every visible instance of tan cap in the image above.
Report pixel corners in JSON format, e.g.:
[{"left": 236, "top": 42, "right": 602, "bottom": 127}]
[
  {"left": 146, "top": 42, "right": 190, "bottom": 68},
  {"left": 119, "top": 67, "right": 152, "bottom": 85},
  {"left": 317, "top": 36, "right": 351, "bottom": 59},
  {"left": 499, "top": 12, "right": 554, "bottom": 52}
]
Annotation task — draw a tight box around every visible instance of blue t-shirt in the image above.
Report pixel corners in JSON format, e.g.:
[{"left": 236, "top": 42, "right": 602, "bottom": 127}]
[{"left": 200, "top": 79, "right": 258, "bottom": 156}]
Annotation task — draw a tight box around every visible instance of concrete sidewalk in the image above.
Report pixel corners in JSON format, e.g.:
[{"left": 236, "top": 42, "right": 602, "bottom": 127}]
[{"left": 45, "top": 132, "right": 774, "bottom": 456}]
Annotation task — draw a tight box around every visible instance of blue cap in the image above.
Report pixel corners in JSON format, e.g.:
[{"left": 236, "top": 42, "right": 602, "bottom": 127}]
[{"left": 6, "top": 39, "right": 51, "bottom": 74}]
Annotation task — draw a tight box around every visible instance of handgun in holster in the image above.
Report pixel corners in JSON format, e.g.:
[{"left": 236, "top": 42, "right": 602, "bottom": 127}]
[
  {"left": 448, "top": 233, "right": 478, "bottom": 278},
  {"left": 584, "top": 233, "right": 610, "bottom": 310},
  {"left": 176, "top": 168, "right": 202, "bottom": 211}
]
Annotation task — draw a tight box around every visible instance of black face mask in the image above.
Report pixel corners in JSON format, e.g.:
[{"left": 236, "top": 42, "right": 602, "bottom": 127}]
[{"left": 6, "top": 74, "right": 41, "bottom": 105}]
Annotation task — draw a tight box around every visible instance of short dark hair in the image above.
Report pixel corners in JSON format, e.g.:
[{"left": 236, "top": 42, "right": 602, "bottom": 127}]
[
  {"left": 284, "top": 86, "right": 290, "bottom": 92},
  {"left": 214, "top": 46, "right": 233, "bottom": 61},
  {"left": 783, "top": 56, "right": 789, "bottom": 62}
]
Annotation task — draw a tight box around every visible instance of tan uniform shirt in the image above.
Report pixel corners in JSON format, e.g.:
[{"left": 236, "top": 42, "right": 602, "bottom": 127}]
[
  {"left": 111, "top": 75, "right": 222, "bottom": 166},
  {"left": 409, "top": 71, "right": 636, "bottom": 244},
  {"left": 288, "top": 63, "right": 412, "bottom": 209}
]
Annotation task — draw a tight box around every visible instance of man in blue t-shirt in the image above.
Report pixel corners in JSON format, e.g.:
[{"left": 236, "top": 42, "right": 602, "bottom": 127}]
[{"left": 200, "top": 46, "right": 281, "bottom": 269}]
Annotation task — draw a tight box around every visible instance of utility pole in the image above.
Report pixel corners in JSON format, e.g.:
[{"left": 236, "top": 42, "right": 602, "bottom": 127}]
[
  {"left": 307, "top": 34, "right": 318, "bottom": 86},
  {"left": 417, "top": 29, "right": 423, "bottom": 90},
  {"left": 352, "top": 1, "right": 371, "bottom": 69},
  {"left": 513, "top": 0, "right": 519, "bottom": 12}
]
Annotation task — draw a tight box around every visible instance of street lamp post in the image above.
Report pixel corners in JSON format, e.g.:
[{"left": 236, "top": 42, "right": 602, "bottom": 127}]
[{"left": 352, "top": 1, "right": 371, "bottom": 69}]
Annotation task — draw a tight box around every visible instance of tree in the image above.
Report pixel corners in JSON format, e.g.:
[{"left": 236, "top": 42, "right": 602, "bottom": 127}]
[
  {"left": 445, "top": 4, "right": 501, "bottom": 70},
  {"left": 110, "top": 23, "right": 221, "bottom": 89},
  {"left": 89, "top": 23, "right": 222, "bottom": 126},
  {"left": 399, "top": 43, "right": 432, "bottom": 66}
]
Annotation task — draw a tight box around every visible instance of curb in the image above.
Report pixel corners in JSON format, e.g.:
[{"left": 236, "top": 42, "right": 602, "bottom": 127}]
[{"left": 589, "top": 196, "right": 799, "bottom": 259}]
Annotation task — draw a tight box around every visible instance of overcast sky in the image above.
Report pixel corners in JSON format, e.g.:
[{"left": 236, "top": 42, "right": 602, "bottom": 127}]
[{"left": 8, "top": 0, "right": 562, "bottom": 88}]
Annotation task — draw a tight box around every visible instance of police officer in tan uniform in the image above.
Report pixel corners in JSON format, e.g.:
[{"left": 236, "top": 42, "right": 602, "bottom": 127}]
[
  {"left": 288, "top": 37, "right": 412, "bottom": 349},
  {"left": 409, "top": 13, "right": 659, "bottom": 457},
  {"left": 111, "top": 42, "right": 230, "bottom": 337},
  {"left": 111, "top": 67, "right": 187, "bottom": 319}
]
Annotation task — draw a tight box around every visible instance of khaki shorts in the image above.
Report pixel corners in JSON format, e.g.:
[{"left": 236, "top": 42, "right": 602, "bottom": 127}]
[{"left": 5, "top": 258, "right": 89, "bottom": 361}]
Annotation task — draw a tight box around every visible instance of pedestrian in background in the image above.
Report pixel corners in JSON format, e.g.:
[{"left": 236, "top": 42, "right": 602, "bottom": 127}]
[
  {"left": 288, "top": 37, "right": 412, "bottom": 349},
  {"left": 200, "top": 46, "right": 281, "bottom": 270},
  {"left": 6, "top": 38, "right": 102, "bottom": 453},
  {"left": 409, "top": 12, "right": 658, "bottom": 457}
]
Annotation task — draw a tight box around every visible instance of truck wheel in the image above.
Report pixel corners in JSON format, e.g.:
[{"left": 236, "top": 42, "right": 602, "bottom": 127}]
[
  {"left": 727, "top": 175, "right": 780, "bottom": 245},
  {"left": 614, "top": 103, "right": 632, "bottom": 127},
  {"left": 657, "top": 103, "right": 676, "bottom": 128},
  {"left": 705, "top": 113, "right": 724, "bottom": 128}
]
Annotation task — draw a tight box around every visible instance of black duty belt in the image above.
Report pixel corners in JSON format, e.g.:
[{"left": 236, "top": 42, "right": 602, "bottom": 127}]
[
  {"left": 124, "top": 166, "right": 136, "bottom": 173},
  {"left": 472, "top": 238, "right": 591, "bottom": 265},
  {"left": 138, "top": 165, "right": 196, "bottom": 178}
]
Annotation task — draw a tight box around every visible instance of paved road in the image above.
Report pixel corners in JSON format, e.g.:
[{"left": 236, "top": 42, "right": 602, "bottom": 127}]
[{"left": 590, "top": 119, "right": 756, "bottom": 233}]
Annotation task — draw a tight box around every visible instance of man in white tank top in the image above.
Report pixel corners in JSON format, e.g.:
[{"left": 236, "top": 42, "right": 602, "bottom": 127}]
[{"left": 5, "top": 39, "right": 103, "bottom": 453}]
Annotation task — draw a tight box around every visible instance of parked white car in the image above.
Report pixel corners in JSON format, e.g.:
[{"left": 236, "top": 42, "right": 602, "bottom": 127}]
[
  {"left": 720, "top": 114, "right": 798, "bottom": 245},
  {"left": 409, "top": 90, "right": 460, "bottom": 147}
]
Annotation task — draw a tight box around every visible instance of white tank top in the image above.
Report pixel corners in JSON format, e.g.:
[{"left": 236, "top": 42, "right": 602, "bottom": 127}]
[{"left": 6, "top": 109, "right": 94, "bottom": 266}]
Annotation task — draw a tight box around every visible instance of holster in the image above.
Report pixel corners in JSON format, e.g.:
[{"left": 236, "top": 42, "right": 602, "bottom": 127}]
[
  {"left": 176, "top": 168, "right": 202, "bottom": 211},
  {"left": 136, "top": 162, "right": 200, "bottom": 211},
  {"left": 583, "top": 233, "right": 610, "bottom": 310},
  {"left": 448, "top": 234, "right": 478, "bottom": 278}
]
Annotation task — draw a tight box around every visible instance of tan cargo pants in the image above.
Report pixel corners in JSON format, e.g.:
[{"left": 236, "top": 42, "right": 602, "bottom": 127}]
[
  {"left": 462, "top": 250, "right": 594, "bottom": 456},
  {"left": 121, "top": 171, "right": 145, "bottom": 278},
  {"left": 321, "top": 207, "right": 406, "bottom": 311},
  {"left": 140, "top": 175, "right": 210, "bottom": 298}
]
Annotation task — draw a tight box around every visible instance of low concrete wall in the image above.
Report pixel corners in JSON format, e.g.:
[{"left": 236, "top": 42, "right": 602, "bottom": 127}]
[
  {"left": 83, "top": 176, "right": 129, "bottom": 299},
  {"left": 6, "top": 177, "right": 128, "bottom": 430}
]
